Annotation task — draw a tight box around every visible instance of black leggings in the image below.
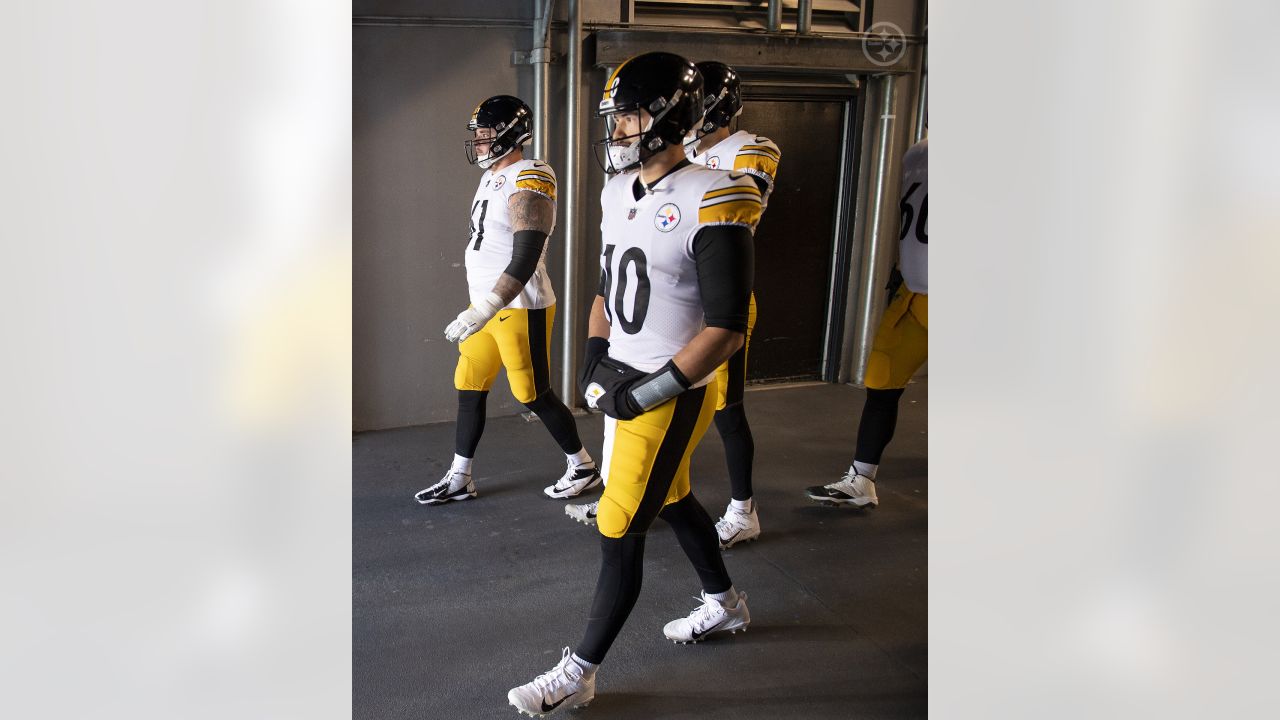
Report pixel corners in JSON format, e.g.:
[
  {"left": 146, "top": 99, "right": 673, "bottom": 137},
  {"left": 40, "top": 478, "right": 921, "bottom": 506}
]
[
  {"left": 523, "top": 390, "right": 585, "bottom": 456},
  {"left": 576, "top": 493, "right": 731, "bottom": 664},
  {"left": 854, "top": 387, "right": 906, "bottom": 465},
  {"left": 455, "top": 389, "right": 584, "bottom": 459},
  {"left": 714, "top": 403, "right": 755, "bottom": 501},
  {"left": 454, "top": 390, "right": 487, "bottom": 458}
]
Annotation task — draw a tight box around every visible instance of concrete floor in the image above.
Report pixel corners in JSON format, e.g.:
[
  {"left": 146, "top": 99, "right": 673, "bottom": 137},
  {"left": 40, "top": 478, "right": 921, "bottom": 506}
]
[{"left": 354, "top": 380, "right": 927, "bottom": 719}]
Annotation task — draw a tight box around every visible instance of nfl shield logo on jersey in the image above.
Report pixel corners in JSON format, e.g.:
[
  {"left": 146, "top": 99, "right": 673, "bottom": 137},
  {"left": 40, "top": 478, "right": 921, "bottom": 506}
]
[
  {"left": 627, "top": 208, "right": 637, "bottom": 220},
  {"left": 706, "top": 156, "right": 720, "bottom": 169},
  {"left": 654, "top": 203, "right": 681, "bottom": 232}
]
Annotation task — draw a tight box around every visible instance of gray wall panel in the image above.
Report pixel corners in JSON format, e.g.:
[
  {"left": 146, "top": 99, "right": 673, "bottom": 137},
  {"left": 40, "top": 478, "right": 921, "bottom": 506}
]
[{"left": 355, "top": 25, "right": 532, "bottom": 431}]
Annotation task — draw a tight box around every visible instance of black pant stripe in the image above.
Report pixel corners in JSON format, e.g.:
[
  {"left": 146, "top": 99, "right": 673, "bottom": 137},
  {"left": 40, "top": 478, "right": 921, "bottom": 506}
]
[
  {"left": 527, "top": 307, "right": 551, "bottom": 397},
  {"left": 623, "top": 385, "right": 707, "bottom": 535}
]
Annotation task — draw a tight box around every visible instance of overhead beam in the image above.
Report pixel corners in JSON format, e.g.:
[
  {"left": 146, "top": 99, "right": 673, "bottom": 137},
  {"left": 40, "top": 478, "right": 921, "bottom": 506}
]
[{"left": 590, "top": 28, "right": 920, "bottom": 75}]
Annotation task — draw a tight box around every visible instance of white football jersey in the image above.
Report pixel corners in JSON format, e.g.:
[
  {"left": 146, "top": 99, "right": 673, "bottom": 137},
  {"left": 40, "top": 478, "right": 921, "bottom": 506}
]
[
  {"left": 687, "top": 130, "right": 781, "bottom": 213},
  {"left": 598, "top": 163, "right": 763, "bottom": 387},
  {"left": 898, "top": 139, "right": 927, "bottom": 294},
  {"left": 464, "top": 158, "right": 558, "bottom": 310}
]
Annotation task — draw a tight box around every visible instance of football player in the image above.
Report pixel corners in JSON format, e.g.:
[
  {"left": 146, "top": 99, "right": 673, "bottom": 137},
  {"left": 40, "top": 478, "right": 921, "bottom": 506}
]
[
  {"left": 507, "top": 53, "right": 758, "bottom": 716},
  {"left": 415, "top": 95, "right": 601, "bottom": 506},
  {"left": 683, "top": 60, "right": 782, "bottom": 549},
  {"left": 807, "top": 137, "right": 928, "bottom": 508}
]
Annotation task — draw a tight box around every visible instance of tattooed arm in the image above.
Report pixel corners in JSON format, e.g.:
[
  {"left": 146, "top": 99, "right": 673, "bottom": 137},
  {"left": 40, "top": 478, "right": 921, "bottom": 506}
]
[{"left": 487, "top": 190, "right": 555, "bottom": 303}]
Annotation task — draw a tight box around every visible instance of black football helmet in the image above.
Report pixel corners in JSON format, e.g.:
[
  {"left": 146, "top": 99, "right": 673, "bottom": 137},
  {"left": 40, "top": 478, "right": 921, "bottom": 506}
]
[
  {"left": 465, "top": 95, "right": 532, "bottom": 169},
  {"left": 691, "top": 61, "right": 742, "bottom": 140},
  {"left": 593, "top": 52, "right": 703, "bottom": 173}
]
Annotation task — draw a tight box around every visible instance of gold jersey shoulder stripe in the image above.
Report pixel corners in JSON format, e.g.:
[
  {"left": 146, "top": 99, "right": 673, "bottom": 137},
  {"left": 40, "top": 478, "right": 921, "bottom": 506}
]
[
  {"left": 516, "top": 168, "right": 556, "bottom": 182},
  {"left": 515, "top": 176, "right": 557, "bottom": 199},
  {"left": 703, "top": 184, "right": 761, "bottom": 200}
]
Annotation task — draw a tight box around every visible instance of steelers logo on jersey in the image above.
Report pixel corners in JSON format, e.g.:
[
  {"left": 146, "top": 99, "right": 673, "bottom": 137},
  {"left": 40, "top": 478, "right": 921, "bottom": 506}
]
[
  {"left": 654, "top": 203, "right": 681, "bottom": 232},
  {"left": 492, "top": 176, "right": 506, "bottom": 190},
  {"left": 706, "top": 156, "right": 720, "bottom": 169}
]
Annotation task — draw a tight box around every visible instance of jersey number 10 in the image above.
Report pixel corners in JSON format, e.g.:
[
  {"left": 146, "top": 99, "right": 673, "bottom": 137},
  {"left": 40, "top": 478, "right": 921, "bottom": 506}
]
[{"left": 601, "top": 244, "right": 650, "bottom": 335}]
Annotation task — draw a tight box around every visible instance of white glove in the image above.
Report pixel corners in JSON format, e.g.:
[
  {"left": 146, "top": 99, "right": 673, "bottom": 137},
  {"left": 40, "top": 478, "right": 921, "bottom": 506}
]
[{"left": 444, "top": 292, "right": 505, "bottom": 343}]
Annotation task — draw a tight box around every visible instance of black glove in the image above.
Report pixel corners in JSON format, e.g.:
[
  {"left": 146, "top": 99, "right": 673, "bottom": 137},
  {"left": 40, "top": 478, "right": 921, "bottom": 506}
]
[
  {"left": 582, "top": 356, "right": 647, "bottom": 420},
  {"left": 578, "top": 336, "right": 611, "bottom": 399},
  {"left": 583, "top": 357, "right": 691, "bottom": 421}
]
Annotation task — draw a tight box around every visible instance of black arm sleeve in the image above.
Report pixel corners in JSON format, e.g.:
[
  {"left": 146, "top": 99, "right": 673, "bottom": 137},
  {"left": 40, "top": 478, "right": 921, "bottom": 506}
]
[
  {"left": 503, "top": 230, "right": 548, "bottom": 284},
  {"left": 692, "top": 225, "right": 754, "bottom": 332},
  {"left": 748, "top": 173, "right": 770, "bottom": 194}
]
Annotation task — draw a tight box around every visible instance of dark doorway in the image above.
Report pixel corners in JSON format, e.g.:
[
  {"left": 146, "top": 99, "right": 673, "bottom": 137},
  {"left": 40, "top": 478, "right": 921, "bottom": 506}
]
[{"left": 738, "top": 98, "right": 847, "bottom": 383}]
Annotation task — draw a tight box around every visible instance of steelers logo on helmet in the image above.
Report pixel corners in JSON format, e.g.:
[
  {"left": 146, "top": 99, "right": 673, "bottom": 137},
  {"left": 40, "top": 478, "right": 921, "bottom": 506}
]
[
  {"left": 465, "top": 95, "right": 533, "bottom": 169},
  {"left": 654, "top": 203, "right": 681, "bottom": 232},
  {"left": 592, "top": 52, "right": 704, "bottom": 174}
]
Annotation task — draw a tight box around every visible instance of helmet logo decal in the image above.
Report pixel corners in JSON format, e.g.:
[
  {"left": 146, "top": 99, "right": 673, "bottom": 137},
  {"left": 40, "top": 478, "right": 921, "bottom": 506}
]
[{"left": 654, "top": 203, "right": 681, "bottom": 232}]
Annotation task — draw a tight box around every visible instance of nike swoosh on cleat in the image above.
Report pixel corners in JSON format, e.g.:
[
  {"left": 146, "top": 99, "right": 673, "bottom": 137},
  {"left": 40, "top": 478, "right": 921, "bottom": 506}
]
[
  {"left": 541, "top": 692, "right": 575, "bottom": 712},
  {"left": 689, "top": 617, "right": 731, "bottom": 641}
]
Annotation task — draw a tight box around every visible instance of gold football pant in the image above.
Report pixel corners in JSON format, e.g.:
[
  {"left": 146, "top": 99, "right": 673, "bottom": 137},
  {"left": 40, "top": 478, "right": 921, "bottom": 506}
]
[
  {"left": 864, "top": 287, "right": 928, "bottom": 390},
  {"left": 453, "top": 305, "right": 554, "bottom": 403},
  {"left": 596, "top": 384, "right": 718, "bottom": 539}
]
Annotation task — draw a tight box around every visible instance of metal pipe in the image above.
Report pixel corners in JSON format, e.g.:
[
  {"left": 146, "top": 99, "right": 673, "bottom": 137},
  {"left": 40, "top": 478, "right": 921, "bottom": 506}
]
[
  {"left": 850, "top": 75, "right": 898, "bottom": 386},
  {"left": 914, "top": 42, "right": 928, "bottom": 142},
  {"left": 560, "top": 0, "right": 581, "bottom": 405},
  {"left": 838, "top": 82, "right": 878, "bottom": 383},
  {"left": 821, "top": 96, "right": 855, "bottom": 381},
  {"left": 531, "top": 0, "right": 554, "bottom": 160},
  {"left": 767, "top": 0, "right": 782, "bottom": 32},
  {"left": 797, "top": 0, "right": 813, "bottom": 34}
]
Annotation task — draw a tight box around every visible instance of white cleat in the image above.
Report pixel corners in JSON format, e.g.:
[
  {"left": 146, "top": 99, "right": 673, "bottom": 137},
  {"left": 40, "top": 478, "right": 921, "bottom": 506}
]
[
  {"left": 805, "top": 471, "right": 879, "bottom": 507},
  {"left": 663, "top": 591, "right": 750, "bottom": 644},
  {"left": 565, "top": 500, "right": 598, "bottom": 526},
  {"left": 414, "top": 470, "right": 477, "bottom": 505},
  {"left": 507, "top": 647, "right": 596, "bottom": 716},
  {"left": 715, "top": 501, "right": 761, "bottom": 549},
  {"left": 543, "top": 462, "right": 603, "bottom": 499}
]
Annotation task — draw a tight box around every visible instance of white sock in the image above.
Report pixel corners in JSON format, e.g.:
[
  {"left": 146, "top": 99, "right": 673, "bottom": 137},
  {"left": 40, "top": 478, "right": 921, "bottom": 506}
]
[
  {"left": 729, "top": 497, "right": 753, "bottom": 513},
  {"left": 570, "top": 653, "right": 598, "bottom": 678},
  {"left": 568, "top": 448, "right": 593, "bottom": 467},
  {"left": 707, "top": 586, "right": 739, "bottom": 608},
  {"left": 852, "top": 461, "right": 877, "bottom": 480},
  {"left": 451, "top": 454, "right": 473, "bottom": 475}
]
